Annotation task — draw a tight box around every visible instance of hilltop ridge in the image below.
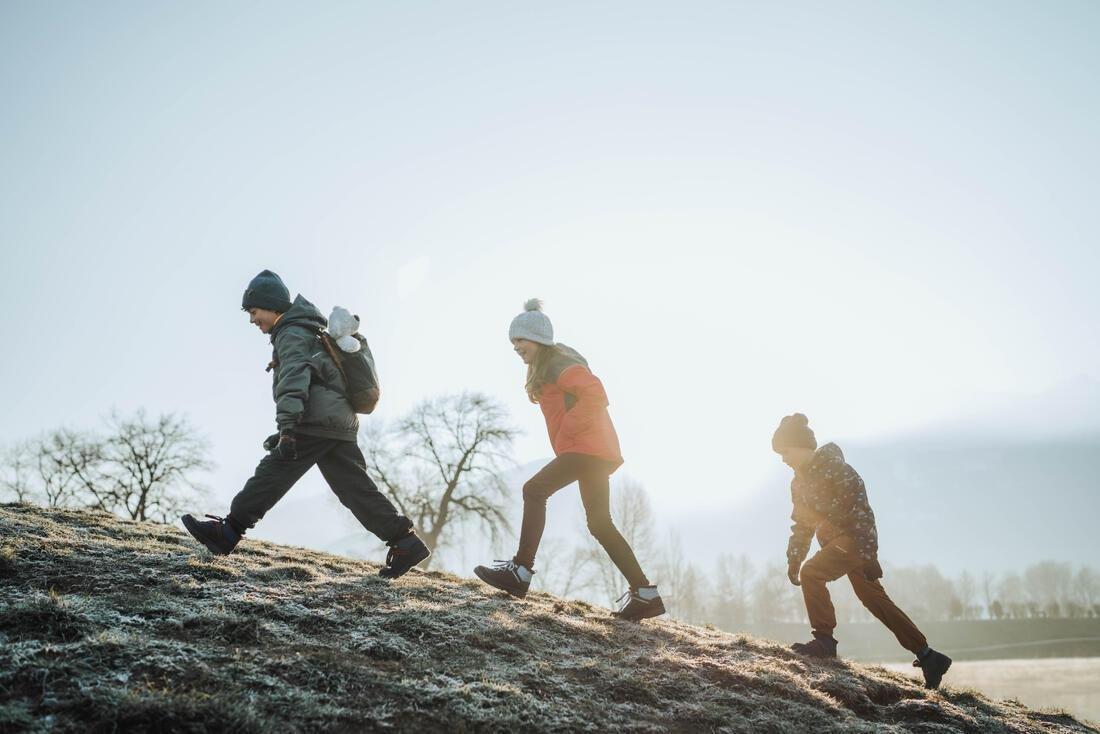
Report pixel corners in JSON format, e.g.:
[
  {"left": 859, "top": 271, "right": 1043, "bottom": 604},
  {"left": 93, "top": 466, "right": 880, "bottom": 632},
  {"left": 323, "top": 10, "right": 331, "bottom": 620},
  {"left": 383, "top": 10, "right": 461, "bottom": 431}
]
[{"left": 0, "top": 503, "right": 1095, "bottom": 733}]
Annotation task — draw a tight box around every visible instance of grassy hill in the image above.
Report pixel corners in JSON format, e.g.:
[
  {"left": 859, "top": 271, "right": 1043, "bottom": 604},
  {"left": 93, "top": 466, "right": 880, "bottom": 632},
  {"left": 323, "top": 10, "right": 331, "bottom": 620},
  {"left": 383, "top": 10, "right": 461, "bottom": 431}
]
[{"left": 1, "top": 504, "right": 1096, "bottom": 734}]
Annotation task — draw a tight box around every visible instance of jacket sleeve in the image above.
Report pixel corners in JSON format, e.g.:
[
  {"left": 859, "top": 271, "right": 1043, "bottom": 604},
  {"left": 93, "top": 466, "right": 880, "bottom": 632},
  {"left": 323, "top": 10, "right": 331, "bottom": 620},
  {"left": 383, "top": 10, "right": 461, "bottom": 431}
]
[
  {"left": 273, "top": 328, "right": 315, "bottom": 431},
  {"left": 827, "top": 463, "right": 880, "bottom": 563},
  {"left": 786, "top": 487, "right": 816, "bottom": 568},
  {"left": 555, "top": 365, "right": 608, "bottom": 440}
]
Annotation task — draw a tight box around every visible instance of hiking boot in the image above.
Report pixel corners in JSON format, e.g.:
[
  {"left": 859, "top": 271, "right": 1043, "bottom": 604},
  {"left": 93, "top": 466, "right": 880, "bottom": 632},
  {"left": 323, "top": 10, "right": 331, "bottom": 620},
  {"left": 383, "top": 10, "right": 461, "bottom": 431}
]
[
  {"left": 473, "top": 559, "right": 531, "bottom": 599},
  {"left": 791, "top": 633, "right": 838, "bottom": 658},
  {"left": 913, "top": 648, "right": 952, "bottom": 690},
  {"left": 378, "top": 533, "right": 431, "bottom": 579},
  {"left": 612, "top": 586, "right": 666, "bottom": 621},
  {"left": 181, "top": 514, "right": 241, "bottom": 556}
]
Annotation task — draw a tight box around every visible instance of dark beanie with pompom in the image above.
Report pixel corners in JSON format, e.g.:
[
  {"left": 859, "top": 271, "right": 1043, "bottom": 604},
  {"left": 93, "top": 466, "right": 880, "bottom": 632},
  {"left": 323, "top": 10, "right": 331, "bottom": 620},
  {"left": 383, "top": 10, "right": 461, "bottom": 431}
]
[{"left": 772, "top": 413, "right": 817, "bottom": 452}]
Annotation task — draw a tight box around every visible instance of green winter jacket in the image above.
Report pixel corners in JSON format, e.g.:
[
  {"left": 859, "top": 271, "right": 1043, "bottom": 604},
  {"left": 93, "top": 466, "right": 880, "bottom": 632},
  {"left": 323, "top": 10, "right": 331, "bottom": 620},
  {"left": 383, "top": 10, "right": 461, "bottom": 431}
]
[{"left": 269, "top": 295, "right": 358, "bottom": 441}]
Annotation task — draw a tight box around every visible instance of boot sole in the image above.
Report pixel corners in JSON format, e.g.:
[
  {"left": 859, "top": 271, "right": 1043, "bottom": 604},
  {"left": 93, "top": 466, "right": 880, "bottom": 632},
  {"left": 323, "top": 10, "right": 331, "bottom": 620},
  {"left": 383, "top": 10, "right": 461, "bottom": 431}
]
[
  {"left": 378, "top": 547, "right": 431, "bottom": 579},
  {"left": 792, "top": 649, "right": 838, "bottom": 659},
  {"left": 613, "top": 600, "right": 667, "bottom": 622},
  {"left": 181, "top": 515, "right": 234, "bottom": 556},
  {"left": 473, "top": 566, "right": 528, "bottom": 599}
]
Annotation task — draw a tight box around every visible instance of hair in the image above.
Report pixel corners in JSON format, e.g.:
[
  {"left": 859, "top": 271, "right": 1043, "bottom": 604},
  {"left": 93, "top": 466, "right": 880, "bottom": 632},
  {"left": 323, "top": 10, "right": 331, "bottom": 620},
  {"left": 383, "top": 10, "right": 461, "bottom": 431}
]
[{"left": 524, "top": 342, "right": 569, "bottom": 403}]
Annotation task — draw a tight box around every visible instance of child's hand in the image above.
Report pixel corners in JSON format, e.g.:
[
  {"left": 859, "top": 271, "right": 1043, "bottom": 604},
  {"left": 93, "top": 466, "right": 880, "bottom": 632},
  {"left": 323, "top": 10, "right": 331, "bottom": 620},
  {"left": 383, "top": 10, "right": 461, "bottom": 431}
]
[{"left": 276, "top": 430, "right": 298, "bottom": 460}]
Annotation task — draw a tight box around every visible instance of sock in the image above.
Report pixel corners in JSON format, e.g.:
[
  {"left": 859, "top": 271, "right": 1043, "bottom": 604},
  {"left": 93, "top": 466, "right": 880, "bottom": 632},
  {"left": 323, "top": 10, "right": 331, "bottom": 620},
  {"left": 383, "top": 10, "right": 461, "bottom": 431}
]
[
  {"left": 637, "top": 585, "right": 660, "bottom": 601},
  {"left": 917, "top": 646, "right": 932, "bottom": 660},
  {"left": 225, "top": 515, "right": 246, "bottom": 537},
  {"left": 515, "top": 564, "right": 534, "bottom": 583}
]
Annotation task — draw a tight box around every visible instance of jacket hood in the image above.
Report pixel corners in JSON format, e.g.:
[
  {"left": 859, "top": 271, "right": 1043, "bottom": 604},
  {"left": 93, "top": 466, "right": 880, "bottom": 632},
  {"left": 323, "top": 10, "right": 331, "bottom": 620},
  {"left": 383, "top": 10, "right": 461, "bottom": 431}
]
[
  {"left": 553, "top": 343, "right": 588, "bottom": 369},
  {"left": 806, "top": 442, "right": 844, "bottom": 474},
  {"left": 271, "top": 295, "right": 326, "bottom": 340}
]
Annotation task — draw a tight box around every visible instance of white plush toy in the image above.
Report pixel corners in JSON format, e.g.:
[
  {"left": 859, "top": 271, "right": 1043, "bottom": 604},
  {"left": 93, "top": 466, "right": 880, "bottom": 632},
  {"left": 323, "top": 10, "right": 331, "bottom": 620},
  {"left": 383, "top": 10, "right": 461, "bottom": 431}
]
[{"left": 327, "top": 307, "right": 362, "bottom": 353}]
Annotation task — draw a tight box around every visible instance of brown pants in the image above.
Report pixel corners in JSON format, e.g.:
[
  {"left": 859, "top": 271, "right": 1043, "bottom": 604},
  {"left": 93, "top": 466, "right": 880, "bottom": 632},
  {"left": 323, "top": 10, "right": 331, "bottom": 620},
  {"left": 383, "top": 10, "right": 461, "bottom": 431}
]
[
  {"left": 800, "top": 535, "right": 927, "bottom": 654},
  {"left": 513, "top": 453, "right": 651, "bottom": 588}
]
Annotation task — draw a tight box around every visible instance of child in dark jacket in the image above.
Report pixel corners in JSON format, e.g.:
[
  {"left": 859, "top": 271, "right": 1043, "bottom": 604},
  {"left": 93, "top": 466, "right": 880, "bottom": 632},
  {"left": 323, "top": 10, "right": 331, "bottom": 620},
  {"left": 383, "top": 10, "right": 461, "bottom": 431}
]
[
  {"left": 474, "top": 299, "right": 664, "bottom": 621},
  {"left": 772, "top": 413, "right": 952, "bottom": 689},
  {"left": 181, "top": 270, "right": 429, "bottom": 579}
]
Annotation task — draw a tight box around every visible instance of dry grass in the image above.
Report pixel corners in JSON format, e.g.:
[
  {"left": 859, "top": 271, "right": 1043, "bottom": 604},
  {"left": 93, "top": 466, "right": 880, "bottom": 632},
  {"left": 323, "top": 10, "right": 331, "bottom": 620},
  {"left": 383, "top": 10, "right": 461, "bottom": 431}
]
[{"left": 1, "top": 503, "right": 1095, "bottom": 734}]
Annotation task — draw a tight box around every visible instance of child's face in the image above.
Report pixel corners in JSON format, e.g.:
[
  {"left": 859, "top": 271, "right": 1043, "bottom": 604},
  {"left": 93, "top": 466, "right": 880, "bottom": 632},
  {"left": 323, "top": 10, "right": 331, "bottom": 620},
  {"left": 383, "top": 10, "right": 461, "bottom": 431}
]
[
  {"left": 247, "top": 307, "right": 281, "bottom": 334},
  {"left": 511, "top": 338, "right": 540, "bottom": 365},
  {"left": 778, "top": 446, "right": 815, "bottom": 473}
]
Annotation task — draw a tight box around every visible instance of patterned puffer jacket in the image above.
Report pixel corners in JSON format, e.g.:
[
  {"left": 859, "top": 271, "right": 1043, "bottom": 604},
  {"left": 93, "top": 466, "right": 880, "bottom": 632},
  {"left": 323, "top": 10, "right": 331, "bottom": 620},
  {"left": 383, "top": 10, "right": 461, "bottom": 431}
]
[{"left": 786, "top": 443, "right": 879, "bottom": 566}]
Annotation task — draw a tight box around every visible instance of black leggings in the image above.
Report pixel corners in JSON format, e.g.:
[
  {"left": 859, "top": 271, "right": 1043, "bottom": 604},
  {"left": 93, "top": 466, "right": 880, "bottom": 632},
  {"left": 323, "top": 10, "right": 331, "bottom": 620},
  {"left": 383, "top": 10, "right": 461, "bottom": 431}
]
[{"left": 513, "top": 453, "right": 650, "bottom": 588}]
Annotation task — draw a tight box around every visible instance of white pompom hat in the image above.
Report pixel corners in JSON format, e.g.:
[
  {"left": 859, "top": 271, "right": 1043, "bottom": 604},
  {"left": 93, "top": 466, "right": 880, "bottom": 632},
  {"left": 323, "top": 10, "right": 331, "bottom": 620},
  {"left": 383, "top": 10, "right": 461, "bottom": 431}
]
[{"left": 508, "top": 298, "right": 554, "bottom": 346}]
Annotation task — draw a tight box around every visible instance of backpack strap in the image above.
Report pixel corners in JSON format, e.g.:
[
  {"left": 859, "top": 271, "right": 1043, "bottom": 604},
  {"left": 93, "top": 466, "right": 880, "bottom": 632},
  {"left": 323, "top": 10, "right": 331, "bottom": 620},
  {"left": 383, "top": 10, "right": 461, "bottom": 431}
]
[
  {"left": 317, "top": 332, "right": 351, "bottom": 393},
  {"left": 266, "top": 323, "right": 346, "bottom": 395}
]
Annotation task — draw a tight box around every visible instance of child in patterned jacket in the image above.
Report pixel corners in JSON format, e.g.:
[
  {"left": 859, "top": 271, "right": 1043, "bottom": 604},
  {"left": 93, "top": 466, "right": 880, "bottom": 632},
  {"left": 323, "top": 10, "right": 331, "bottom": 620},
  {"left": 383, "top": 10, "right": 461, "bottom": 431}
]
[{"left": 772, "top": 413, "right": 953, "bottom": 689}]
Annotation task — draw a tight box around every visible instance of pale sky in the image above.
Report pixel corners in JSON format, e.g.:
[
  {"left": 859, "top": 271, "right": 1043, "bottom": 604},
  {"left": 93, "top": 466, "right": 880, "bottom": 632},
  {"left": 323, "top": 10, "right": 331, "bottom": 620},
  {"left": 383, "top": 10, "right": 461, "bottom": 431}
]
[{"left": 2, "top": 1, "right": 1098, "bottom": 521}]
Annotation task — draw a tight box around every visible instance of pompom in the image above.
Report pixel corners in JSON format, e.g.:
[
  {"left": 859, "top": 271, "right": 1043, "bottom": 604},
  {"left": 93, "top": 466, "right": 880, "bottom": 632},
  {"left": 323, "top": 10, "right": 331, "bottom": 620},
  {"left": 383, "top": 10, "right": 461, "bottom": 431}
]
[
  {"left": 523, "top": 298, "right": 543, "bottom": 312},
  {"left": 789, "top": 413, "right": 809, "bottom": 427}
]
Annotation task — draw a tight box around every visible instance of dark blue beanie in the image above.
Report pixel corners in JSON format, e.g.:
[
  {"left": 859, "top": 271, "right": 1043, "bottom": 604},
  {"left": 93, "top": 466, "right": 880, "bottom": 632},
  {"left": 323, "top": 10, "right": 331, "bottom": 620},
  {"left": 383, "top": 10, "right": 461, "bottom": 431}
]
[{"left": 241, "top": 270, "right": 292, "bottom": 313}]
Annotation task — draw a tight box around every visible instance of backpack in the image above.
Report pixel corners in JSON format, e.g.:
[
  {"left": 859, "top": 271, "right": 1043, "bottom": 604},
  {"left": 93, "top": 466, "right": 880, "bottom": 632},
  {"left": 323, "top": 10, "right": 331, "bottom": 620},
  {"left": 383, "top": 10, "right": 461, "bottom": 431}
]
[{"left": 317, "top": 330, "right": 381, "bottom": 415}]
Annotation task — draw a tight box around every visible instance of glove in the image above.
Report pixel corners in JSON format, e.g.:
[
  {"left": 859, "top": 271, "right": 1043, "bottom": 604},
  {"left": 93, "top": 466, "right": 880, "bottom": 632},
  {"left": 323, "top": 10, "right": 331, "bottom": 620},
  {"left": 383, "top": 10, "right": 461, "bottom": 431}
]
[
  {"left": 275, "top": 430, "right": 297, "bottom": 461},
  {"left": 788, "top": 563, "right": 801, "bottom": 587},
  {"left": 863, "top": 558, "right": 884, "bottom": 581},
  {"left": 263, "top": 433, "right": 280, "bottom": 451}
]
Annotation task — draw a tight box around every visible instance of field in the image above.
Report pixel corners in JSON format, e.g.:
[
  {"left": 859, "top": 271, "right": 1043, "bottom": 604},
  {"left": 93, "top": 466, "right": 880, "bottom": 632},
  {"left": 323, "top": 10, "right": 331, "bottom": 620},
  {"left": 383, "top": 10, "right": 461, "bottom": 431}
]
[{"left": 882, "top": 658, "right": 1100, "bottom": 726}]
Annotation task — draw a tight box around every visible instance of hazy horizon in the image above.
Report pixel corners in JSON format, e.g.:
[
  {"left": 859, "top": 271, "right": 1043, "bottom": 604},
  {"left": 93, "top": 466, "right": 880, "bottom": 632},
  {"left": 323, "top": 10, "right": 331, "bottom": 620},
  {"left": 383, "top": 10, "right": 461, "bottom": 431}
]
[{"left": 2, "top": 2, "right": 1098, "bottom": 567}]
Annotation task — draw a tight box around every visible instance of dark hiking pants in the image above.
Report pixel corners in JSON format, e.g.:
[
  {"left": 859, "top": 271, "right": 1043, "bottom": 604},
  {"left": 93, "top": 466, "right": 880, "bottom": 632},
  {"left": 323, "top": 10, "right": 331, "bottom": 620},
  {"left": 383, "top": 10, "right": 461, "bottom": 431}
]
[
  {"left": 513, "top": 453, "right": 651, "bottom": 588},
  {"left": 800, "top": 534, "right": 928, "bottom": 654},
  {"left": 227, "top": 434, "right": 412, "bottom": 543}
]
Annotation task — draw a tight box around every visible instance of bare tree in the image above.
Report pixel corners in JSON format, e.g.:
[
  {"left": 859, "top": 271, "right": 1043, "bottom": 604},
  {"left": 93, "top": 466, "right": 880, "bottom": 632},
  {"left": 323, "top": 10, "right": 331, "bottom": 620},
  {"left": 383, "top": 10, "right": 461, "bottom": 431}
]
[
  {"left": 576, "top": 476, "right": 658, "bottom": 604},
  {"left": 955, "top": 571, "right": 978, "bottom": 620},
  {"left": 31, "top": 428, "right": 103, "bottom": 509},
  {"left": 0, "top": 441, "right": 38, "bottom": 503},
  {"left": 654, "top": 530, "right": 701, "bottom": 619},
  {"left": 363, "top": 392, "right": 518, "bottom": 568},
  {"left": 889, "top": 565, "right": 956, "bottom": 621},
  {"left": 530, "top": 538, "right": 595, "bottom": 599},
  {"left": 980, "top": 571, "right": 997, "bottom": 620},
  {"left": 998, "top": 572, "right": 1026, "bottom": 619},
  {"left": 750, "top": 562, "right": 792, "bottom": 623},
  {"left": 1074, "top": 566, "right": 1099, "bottom": 616},
  {"left": 2, "top": 412, "right": 211, "bottom": 522},
  {"left": 101, "top": 410, "right": 212, "bottom": 522},
  {"left": 713, "top": 553, "right": 754, "bottom": 629},
  {"left": 1020, "top": 561, "right": 1074, "bottom": 617},
  {"left": 44, "top": 428, "right": 115, "bottom": 512},
  {"left": 676, "top": 565, "right": 706, "bottom": 624}
]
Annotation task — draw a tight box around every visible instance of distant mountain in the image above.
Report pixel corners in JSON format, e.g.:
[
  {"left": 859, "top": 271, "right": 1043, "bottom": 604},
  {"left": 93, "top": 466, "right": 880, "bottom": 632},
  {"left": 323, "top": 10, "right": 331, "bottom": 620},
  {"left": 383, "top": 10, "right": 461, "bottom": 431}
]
[
  {"left": 664, "top": 398, "right": 1100, "bottom": 576},
  {"left": 900, "top": 375, "right": 1100, "bottom": 443}
]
